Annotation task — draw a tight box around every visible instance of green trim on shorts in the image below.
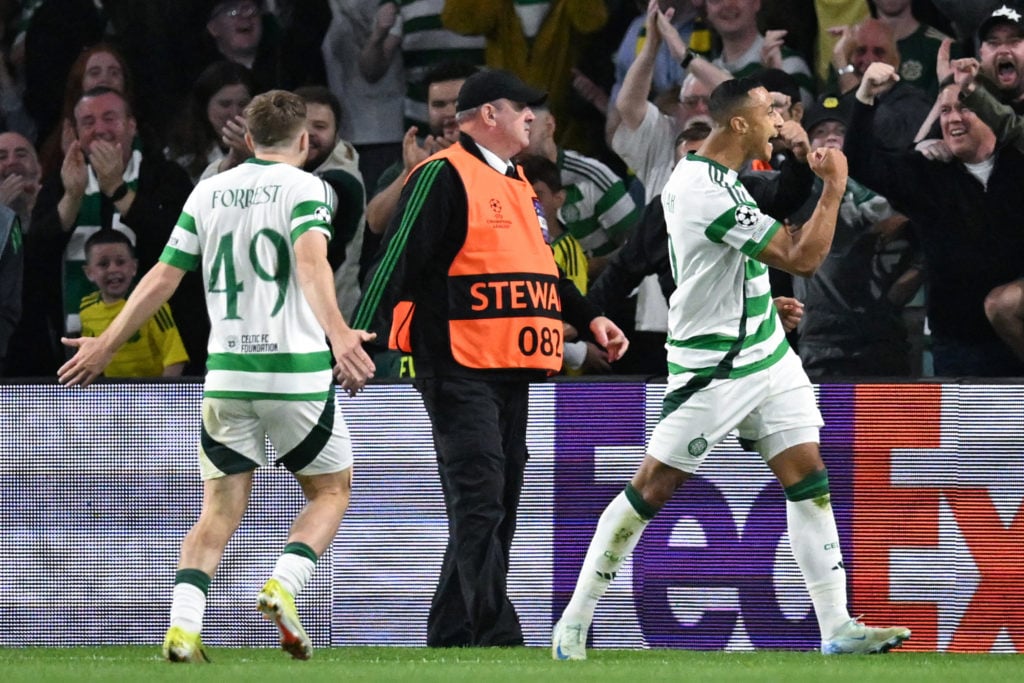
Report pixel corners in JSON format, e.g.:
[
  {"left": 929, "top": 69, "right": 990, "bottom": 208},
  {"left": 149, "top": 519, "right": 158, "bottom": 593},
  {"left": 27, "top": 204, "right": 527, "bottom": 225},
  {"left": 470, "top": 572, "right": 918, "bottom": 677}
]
[
  {"left": 624, "top": 483, "right": 658, "bottom": 520},
  {"left": 283, "top": 541, "right": 318, "bottom": 563},
  {"left": 275, "top": 387, "right": 335, "bottom": 473},
  {"left": 784, "top": 469, "right": 830, "bottom": 502},
  {"left": 201, "top": 422, "right": 259, "bottom": 475},
  {"left": 175, "top": 568, "right": 211, "bottom": 595}
]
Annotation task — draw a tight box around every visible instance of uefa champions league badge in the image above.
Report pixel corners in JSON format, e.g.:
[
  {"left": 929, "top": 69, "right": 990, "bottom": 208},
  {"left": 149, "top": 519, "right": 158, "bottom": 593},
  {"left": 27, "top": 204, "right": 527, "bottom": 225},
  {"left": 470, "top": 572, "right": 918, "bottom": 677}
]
[{"left": 533, "top": 197, "right": 550, "bottom": 244}]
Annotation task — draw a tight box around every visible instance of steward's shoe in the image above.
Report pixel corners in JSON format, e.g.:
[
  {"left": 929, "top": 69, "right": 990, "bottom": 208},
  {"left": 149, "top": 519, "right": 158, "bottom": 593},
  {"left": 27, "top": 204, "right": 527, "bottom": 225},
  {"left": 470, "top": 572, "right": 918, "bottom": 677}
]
[
  {"left": 257, "top": 578, "right": 312, "bottom": 660},
  {"left": 821, "top": 617, "right": 911, "bottom": 654},
  {"left": 551, "top": 619, "right": 587, "bottom": 661},
  {"left": 162, "top": 625, "right": 210, "bottom": 663}
]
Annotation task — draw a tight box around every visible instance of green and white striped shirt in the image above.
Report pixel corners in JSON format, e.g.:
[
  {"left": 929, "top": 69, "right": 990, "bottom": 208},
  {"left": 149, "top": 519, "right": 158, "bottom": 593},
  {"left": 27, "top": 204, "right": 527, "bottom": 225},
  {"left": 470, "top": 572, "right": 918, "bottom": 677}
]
[
  {"left": 661, "top": 154, "right": 788, "bottom": 385},
  {"left": 160, "top": 159, "right": 337, "bottom": 400}
]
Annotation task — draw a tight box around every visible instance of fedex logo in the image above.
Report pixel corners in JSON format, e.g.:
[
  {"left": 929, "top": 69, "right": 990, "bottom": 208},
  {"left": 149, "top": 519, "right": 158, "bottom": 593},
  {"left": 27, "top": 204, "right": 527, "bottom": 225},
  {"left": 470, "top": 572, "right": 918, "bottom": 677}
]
[{"left": 551, "top": 383, "right": 1023, "bottom": 653}]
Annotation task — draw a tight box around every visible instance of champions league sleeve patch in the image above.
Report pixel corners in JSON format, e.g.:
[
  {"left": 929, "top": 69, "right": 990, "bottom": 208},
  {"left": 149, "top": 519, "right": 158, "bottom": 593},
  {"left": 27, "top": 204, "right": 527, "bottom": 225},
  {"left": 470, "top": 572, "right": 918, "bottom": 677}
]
[
  {"left": 735, "top": 203, "right": 776, "bottom": 243},
  {"left": 734, "top": 204, "right": 759, "bottom": 227}
]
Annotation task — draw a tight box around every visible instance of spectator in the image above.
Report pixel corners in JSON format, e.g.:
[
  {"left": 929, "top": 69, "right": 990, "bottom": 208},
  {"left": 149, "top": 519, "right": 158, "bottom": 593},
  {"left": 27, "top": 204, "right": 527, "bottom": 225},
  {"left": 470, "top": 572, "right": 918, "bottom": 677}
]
[
  {"left": 704, "top": 0, "right": 816, "bottom": 105},
  {"left": 13, "top": 87, "right": 202, "bottom": 376},
  {"left": 605, "top": 0, "right": 702, "bottom": 143},
  {"left": 78, "top": 230, "right": 188, "bottom": 378},
  {"left": 193, "top": 0, "right": 296, "bottom": 94},
  {"left": 295, "top": 85, "right": 367, "bottom": 321},
  {"left": 164, "top": 60, "right": 258, "bottom": 184},
  {"left": 37, "top": 43, "right": 135, "bottom": 179},
  {"left": 845, "top": 62, "right": 1024, "bottom": 376},
  {"left": 831, "top": 18, "right": 933, "bottom": 150},
  {"left": 321, "top": 0, "right": 405, "bottom": 192},
  {"left": 873, "top": 0, "right": 952, "bottom": 99},
  {"left": 360, "top": 0, "right": 485, "bottom": 132},
  {"left": 518, "top": 103, "right": 640, "bottom": 279},
  {"left": 352, "top": 69, "right": 628, "bottom": 647},
  {"left": 974, "top": 3, "right": 1024, "bottom": 111},
  {"left": 952, "top": 54, "right": 1024, "bottom": 363},
  {"left": 0, "top": 130, "right": 38, "bottom": 375},
  {"left": 441, "top": 0, "right": 608, "bottom": 154},
  {"left": 790, "top": 94, "right": 920, "bottom": 378},
  {"left": 365, "top": 61, "right": 479, "bottom": 236}
]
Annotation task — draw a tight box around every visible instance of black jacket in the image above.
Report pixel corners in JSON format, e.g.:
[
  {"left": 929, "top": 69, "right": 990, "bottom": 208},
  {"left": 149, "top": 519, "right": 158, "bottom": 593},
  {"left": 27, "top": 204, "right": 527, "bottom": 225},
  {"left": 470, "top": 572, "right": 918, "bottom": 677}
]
[{"left": 355, "top": 134, "right": 602, "bottom": 379}]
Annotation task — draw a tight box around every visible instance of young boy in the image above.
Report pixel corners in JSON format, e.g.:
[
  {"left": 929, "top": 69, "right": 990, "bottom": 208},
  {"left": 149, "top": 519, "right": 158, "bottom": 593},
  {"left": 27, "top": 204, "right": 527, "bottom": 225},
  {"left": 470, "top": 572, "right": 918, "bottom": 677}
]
[{"left": 79, "top": 230, "right": 188, "bottom": 377}]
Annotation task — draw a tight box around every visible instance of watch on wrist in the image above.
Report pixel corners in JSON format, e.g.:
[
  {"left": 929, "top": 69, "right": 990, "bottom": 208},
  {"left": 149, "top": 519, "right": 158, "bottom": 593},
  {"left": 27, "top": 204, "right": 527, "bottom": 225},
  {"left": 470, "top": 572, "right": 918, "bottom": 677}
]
[
  {"left": 107, "top": 182, "right": 129, "bottom": 202},
  {"left": 679, "top": 49, "right": 696, "bottom": 70},
  {"left": 837, "top": 64, "right": 856, "bottom": 76}
]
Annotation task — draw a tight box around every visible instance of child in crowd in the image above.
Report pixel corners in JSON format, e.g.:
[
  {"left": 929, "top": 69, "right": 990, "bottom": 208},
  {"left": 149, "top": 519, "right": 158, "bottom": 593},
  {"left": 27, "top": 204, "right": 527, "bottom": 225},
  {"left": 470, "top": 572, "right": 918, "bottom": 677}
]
[{"left": 79, "top": 230, "right": 188, "bottom": 377}]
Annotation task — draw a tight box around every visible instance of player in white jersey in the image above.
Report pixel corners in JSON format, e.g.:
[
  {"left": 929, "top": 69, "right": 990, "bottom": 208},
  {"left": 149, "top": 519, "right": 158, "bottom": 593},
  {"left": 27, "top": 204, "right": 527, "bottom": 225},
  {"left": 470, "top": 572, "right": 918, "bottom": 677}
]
[
  {"left": 552, "top": 78, "right": 911, "bottom": 659},
  {"left": 58, "top": 90, "right": 377, "bottom": 662}
]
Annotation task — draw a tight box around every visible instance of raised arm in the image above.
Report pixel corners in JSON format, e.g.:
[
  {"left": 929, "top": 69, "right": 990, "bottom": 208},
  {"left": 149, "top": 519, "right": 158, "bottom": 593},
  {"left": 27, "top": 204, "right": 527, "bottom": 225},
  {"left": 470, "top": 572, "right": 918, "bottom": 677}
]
[
  {"left": 954, "top": 56, "right": 1024, "bottom": 149},
  {"left": 755, "top": 147, "right": 847, "bottom": 277}
]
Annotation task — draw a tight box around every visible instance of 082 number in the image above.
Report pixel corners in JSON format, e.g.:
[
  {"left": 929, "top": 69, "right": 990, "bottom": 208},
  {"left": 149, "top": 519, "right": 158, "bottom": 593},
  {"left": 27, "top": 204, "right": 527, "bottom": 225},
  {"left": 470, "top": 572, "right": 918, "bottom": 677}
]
[{"left": 517, "top": 324, "right": 562, "bottom": 358}]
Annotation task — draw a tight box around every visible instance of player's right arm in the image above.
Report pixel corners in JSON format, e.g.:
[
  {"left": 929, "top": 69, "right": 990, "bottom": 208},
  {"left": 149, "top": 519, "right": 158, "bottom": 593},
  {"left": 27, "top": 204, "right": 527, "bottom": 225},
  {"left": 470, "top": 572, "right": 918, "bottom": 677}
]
[
  {"left": 58, "top": 262, "right": 185, "bottom": 387},
  {"left": 754, "top": 147, "right": 847, "bottom": 278},
  {"left": 293, "top": 229, "right": 376, "bottom": 396}
]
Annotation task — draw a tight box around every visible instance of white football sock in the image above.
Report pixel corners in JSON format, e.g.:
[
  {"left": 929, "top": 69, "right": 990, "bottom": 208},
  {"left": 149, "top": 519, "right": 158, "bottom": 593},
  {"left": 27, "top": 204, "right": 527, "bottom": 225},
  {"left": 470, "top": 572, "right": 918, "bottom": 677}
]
[
  {"left": 272, "top": 552, "right": 315, "bottom": 597},
  {"left": 169, "top": 582, "right": 206, "bottom": 633},
  {"left": 562, "top": 490, "right": 651, "bottom": 626},
  {"left": 787, "top": 496, "right": 851, "bottom": 638}
]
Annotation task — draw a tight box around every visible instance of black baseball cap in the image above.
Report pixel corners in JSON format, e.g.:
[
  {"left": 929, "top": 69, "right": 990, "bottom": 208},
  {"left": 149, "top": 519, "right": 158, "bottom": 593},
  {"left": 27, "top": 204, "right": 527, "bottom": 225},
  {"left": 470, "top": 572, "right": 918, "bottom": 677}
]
[
  {"left": 802, "top": 94, "right": 853, "bottom": 134},
  {"left": 456, "top": 69, "right": 547, "bottom": 113},
  {"left": 977, "top": 4, "right": 1024, "bottom": 44}
]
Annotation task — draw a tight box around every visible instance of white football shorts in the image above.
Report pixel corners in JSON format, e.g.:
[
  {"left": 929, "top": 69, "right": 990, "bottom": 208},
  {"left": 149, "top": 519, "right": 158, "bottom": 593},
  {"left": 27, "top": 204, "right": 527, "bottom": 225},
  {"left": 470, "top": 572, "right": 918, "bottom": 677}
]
[
  {"left": 198, "top": 393, "right": 353, "bottom": 480},
  {"left": 647, "top": 349, "right": 822, "bottom": 473}
]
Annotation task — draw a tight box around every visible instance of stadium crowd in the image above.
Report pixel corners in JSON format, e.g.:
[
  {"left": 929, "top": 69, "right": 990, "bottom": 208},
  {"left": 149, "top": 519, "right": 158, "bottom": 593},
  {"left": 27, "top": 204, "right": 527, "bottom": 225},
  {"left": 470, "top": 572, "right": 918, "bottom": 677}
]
[{"left": 3, "top": 0, "right": 1024, "bottom": 382}]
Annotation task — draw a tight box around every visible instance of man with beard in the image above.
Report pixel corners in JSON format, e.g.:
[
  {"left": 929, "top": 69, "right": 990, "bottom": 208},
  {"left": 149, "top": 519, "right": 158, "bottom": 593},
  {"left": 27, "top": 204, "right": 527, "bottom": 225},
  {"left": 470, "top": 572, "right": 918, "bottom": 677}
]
[
  {"left": 364, "top": 61, "right": 479, "bottom": 235},
  {"left": 296, "top": 85, "right": 366, "bottom": 321},
  {"left": 975, "top": 4, "right": 1024, "bottom": 112},
  {"left": 0, "top": 132, "right": 40, "bottom": 374}
]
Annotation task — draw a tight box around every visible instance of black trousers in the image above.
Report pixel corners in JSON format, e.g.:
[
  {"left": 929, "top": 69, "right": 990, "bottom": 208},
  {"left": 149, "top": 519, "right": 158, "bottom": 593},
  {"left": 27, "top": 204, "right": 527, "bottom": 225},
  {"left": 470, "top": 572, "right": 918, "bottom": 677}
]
[{"left": 415, "top": 375, "right": 528, "bottom": 647}]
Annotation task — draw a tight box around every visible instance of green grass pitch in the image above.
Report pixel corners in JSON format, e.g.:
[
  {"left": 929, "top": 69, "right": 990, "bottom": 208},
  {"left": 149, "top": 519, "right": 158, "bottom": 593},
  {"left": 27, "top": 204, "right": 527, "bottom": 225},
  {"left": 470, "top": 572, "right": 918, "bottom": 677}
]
[{"left": 0, "top": 646, "right": 1018, "bottom": 683}]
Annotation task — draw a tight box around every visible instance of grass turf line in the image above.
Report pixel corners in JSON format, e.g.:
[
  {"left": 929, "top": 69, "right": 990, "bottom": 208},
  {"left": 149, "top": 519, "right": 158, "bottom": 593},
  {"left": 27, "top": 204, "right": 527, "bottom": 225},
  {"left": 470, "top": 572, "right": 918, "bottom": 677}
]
[{"left": 0, "top": 646, "right": 1018, "bottom": 683}]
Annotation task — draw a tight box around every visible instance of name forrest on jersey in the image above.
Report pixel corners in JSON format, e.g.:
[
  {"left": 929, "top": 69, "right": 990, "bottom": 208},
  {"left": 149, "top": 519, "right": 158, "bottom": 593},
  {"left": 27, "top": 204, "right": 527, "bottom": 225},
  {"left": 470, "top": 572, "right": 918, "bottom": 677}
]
[{"left": 210, "top": 185, "right": 283, "bottom": 209}]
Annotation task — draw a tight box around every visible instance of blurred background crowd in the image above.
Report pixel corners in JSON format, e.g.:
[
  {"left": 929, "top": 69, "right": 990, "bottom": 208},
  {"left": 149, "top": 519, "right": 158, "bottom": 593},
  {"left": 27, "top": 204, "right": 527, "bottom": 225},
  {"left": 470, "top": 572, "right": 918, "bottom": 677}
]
[{"left": 1, "top": 0, "right": 1022, "bottom": 381}]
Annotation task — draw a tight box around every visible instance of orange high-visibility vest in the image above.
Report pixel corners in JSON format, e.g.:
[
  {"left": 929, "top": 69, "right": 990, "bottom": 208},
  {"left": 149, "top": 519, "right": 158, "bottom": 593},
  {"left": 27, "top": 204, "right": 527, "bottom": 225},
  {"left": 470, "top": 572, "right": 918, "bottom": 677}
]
[{"left": 390, "top": 144, "right": 563, "bottom": 372}]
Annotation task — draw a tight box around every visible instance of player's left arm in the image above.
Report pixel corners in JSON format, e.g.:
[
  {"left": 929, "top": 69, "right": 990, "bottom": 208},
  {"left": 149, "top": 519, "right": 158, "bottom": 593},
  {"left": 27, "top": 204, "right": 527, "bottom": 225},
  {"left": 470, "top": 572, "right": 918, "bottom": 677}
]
[
  {"left": 755, "top": 147, "right": 847, "bottom": 277},
  {"left": 59, "top": 262, "right": 185, "bottom": 386}
]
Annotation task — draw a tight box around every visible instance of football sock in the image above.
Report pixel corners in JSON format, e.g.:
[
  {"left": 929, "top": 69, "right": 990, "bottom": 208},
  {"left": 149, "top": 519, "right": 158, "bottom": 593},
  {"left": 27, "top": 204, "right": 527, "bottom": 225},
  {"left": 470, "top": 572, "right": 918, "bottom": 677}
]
[
  {"left": 562, "top": 485, "right": 654, "bottom": 625},
  {"left": 169, "top": 568, "right": 210, "bottom": 633},
  {"left": 785, "top": 470, "right": 850, "bottom": 638},
  {"left": 271, "top": 542, "right": 317, "bottom": 596}
]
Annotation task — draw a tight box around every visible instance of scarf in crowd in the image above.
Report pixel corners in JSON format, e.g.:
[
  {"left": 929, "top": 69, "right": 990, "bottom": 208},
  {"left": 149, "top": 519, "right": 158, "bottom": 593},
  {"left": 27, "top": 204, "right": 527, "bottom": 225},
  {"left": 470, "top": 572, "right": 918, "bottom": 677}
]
[
  {"left": 62, "top": 147, "right": 141, "bottom": 334},
  {"left": 513, "top": 0, "right": 550, "bottom": 38}
]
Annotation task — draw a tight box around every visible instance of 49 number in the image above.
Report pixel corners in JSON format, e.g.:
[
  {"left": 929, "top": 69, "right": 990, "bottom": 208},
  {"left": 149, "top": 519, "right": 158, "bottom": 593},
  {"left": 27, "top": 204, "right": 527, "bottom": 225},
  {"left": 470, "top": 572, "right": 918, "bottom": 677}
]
[{"left": 208, "top": 229, "right": 291, "bottom": 320}]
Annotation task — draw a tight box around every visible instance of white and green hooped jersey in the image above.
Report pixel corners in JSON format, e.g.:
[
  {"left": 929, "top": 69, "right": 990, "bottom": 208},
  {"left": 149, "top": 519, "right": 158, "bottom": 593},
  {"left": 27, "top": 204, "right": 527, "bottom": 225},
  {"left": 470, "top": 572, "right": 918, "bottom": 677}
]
[
  {"left": 660, "top": 153, "right": 788, "bottom": 387},
  {"left": 160, "top": 158, "right": 337, "bottom": 401}
]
